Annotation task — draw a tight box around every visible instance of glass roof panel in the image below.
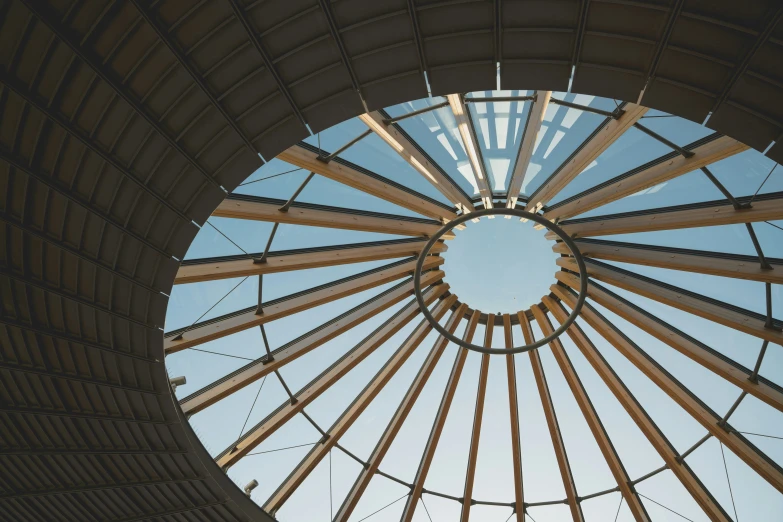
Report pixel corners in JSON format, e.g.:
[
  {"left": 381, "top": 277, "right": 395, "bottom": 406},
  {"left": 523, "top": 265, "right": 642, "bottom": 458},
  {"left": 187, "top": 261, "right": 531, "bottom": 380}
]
[
  {"left": 466, "top": 90, "right": 532, "bottom": 192},
  {"left": 520, "top": 93, "right": 618, "bottom": 196},
  {"left": 386, "top": 98, "right": 479, "bottom": 197},
  {"left": 549, "top": 125, "right": 670, "bottom": 205},
  {"left": 167, "top": 90, "right": 783, "bottom": 521}
]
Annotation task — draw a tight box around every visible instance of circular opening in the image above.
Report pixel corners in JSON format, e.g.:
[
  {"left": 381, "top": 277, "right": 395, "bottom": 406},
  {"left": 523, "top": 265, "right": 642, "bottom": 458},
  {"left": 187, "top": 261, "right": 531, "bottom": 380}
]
[
  {"left": 440, "top": 215, "right": 559, "bottom": 313},
  {"left": 413, "top": 207, "right": 587, "bottom": 354}
]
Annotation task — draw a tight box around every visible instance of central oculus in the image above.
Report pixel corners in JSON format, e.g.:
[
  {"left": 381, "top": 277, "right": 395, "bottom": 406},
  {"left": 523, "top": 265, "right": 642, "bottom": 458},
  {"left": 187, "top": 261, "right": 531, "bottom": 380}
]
[{"left": 413, "top": 207, "right": 587, "bottom": 354}]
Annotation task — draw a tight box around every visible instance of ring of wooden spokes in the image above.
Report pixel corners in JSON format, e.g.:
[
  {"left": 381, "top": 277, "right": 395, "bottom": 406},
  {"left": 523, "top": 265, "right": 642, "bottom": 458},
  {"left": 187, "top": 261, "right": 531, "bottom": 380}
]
[{"left": 414, "top": 207, "right": 587, "bottom": 354}]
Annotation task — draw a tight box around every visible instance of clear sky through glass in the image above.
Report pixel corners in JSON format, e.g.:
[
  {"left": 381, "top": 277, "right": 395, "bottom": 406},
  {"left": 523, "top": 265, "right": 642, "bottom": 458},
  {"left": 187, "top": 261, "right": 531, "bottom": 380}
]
[{"left": 164, "top": 89, "right": 783, "bottom": 522}]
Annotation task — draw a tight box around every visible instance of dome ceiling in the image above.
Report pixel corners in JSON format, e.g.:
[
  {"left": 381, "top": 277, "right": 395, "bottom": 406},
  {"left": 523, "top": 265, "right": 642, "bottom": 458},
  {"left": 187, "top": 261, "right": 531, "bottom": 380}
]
[{"left": 1, "top": 1, "right": 783, "bottom": 521}]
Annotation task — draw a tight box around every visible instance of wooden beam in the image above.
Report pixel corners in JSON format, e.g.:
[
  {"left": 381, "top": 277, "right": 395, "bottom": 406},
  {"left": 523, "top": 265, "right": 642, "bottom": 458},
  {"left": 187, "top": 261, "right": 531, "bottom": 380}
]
[
  {"left": 503, "top": 314, "right": 525, "bottom": 522},
  {"left": 334, "top": 303, "right": 469, "bottom": 522},
  {"left": 507, "top": 91, "right": 551, "bottom": 209},
  {"left": 359, "top": 111, "right": 475, "bottom": 212},
  {"left": 215, "top": 283, "right": 450, "bottom": 470},
  {"left": 461, "top": 315, "right": 493, "bottom": 522},
  {"left": 178, "top": 270, "right": 446, "bottom": 416},
  {"left": 548, "top": 285, "right": 732, "bottom": 522},
  {"left": 401, "top": 310, "right": 481, "bottom": 522},
  {"left": 544, "top": 136, "right": 748, "bottom": 221},
  {"left": 553, "top": 239, "right": 783, "bottom": 284},
  {"left": 547, "top": 195, "right": 783, "bottom": 239},
  {"left": 214, "top": 195, "right": 455, "bottom": 239},
  {"left": 557, "top": 257, "right": 783, "bottom": 344},
  {"left": 166, "top": 257, "right": 444, "bottom": 354},
  {"left": 448, "top": 94, "right": 493, "bottom": 209},
  {"left": 263, "top": 294, "right": 459, "bottom": 514},
  {"left": 518, "top": 312, "right": 584, "bottom": 522},
  {"left": 175, "top": 239, "right": 448, "bottom": 284},
  {"left": 535, "top": 300, "right": 651, "bottom": 522},
  {"left": 555, "top": 272, "right": 783, "bottom": 413},
  {"left": 278, "top": 144, "right": 458, "bottom": 221},
  {"left": 554, "top": 287, "right": 783, "bottom": 494},
  {"left": 525, "top": 104, "right": 648, "bottom": 212}
]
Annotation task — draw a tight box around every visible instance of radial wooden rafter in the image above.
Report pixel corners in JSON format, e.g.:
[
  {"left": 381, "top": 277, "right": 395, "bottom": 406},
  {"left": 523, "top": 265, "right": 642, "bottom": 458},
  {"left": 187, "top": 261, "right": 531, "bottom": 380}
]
[
  {"left": 506, "top": 91, "right": 551, "bottom": 209},
  {"left": 461, "top": 314, "right": 493, "bottom": 522},
  {"left": 174, "top": 238, "right": 448, "bottom": 284},
  {"left": 213, "top": 195, "right": 456, "bottom": 238},
  {"left": 535, "top": 299, "right": 651, "bottom": 521},
  {"left": 554, "top": 287, "right": 783, "bottom": 493},
  {"left": 549, "top": 286, "right": 732, "bottom": 522},
  {"left": 178, "top": 270, "right": 446, "bottom": 416},
  {"left": 278, "top": 143, "right": 458, "bottom": 222},
  {"left": 262, "top": 294, "right": 459, "bottom": 515},
  {"left": 546, "top": 193, "right": 783, "bottom": 239},
  {"left": 557, "top": 257, "right": 783, "bottom": 343},
  {"left": 544, "top": 135, "right": 748, "bottom": 221},
  {"left": 503, "top": 314, "right": 525, "bottom": 522},
  {"left": 166, "top": 257, "right": 444, "bottom": 354},
  {"left": 400, "top": 309, "right": 480, "bottom": 522},
  {"left": 525, "top": 103, "right": 648, "bottom": 212},
  {"left": 554, "top": 272, "right": 783, "bottom": 412},
  {"left": 215, "top": 283, "right": 450, "bottom": 470},
  {"left": 333, "top": 303, "right": 469, "bottom": 522},
  {"left": 518, "top": 312, "right": 585, "bottom": 522},
  {"left": 447, "top": 93, "right": 494, "bottom": 209},
  {"left": 553, "top": 239, "right": 783, "bottom": 284},
  {"left": 359, "top": 110, "right": 476, "bottom": 212}
]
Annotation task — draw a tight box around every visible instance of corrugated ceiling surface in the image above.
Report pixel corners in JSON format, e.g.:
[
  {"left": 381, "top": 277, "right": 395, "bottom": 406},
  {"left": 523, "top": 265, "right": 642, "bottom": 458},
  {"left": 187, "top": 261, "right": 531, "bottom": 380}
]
[{"left": 0, "top": 0, "right": 781, "bottom": 519}]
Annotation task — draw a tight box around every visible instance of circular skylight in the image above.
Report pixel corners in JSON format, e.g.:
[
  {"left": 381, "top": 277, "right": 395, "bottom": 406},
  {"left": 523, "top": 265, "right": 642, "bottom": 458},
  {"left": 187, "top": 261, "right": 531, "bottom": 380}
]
[{"left": 165, "top": 90, "right": 783, "bottom": 522}]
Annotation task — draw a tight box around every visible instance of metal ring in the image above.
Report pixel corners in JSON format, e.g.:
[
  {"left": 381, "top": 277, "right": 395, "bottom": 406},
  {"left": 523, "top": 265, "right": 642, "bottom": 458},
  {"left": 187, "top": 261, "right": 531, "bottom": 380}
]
[{"left": 413, "top": 207, "right": 587, "bottom": 354}]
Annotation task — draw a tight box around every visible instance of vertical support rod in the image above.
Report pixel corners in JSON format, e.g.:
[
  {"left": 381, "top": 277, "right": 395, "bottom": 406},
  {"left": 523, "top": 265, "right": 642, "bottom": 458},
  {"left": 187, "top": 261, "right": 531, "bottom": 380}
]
[
  {"left": 254, "top": 222, "right": 279, "bottom": 264},
  {"left": 279, "top": 172, "right": 315, "bottom": 212},
  {"left": 700, "top": 167, "right": 746, "bottom": 210},
  {"left": 255, "top": 274, "right": 264, "bottom": 315},
  {"left": 749, "top": 341, "right": 769, "bottom": 383},
  {"left": 316, "top": 129, "right": 372, "bottom": 163},
  {"left": 746, "top": 223, "right": 772, "bottom": 270},
  {"left": 260, "top": 324, "right": 274, "bottom": 363}
]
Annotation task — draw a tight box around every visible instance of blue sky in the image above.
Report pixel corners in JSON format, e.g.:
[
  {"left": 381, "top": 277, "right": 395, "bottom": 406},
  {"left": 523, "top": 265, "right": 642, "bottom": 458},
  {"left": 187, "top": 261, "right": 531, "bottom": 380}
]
[{"left": 165, "top": 89, "right": 783, "bottom": 522}]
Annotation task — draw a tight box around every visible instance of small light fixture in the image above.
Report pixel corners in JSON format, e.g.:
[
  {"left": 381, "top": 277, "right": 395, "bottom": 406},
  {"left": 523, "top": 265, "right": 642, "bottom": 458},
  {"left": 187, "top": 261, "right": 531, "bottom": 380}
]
[
  {"left": 169, "top": 376, "right": 186, "bottom": 392},
  {"left": 244, "top": 479, "right": 259, "bottom": 497}
]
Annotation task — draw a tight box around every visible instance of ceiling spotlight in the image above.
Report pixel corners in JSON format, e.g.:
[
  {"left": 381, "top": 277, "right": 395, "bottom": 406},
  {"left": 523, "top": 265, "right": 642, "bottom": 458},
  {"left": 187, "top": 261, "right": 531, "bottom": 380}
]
[
  {"left": 244, "top": 479, "right": 259, "bottom": 497},
  {"left": 169, "top": 376, "right": 186, "bottom": 391}
]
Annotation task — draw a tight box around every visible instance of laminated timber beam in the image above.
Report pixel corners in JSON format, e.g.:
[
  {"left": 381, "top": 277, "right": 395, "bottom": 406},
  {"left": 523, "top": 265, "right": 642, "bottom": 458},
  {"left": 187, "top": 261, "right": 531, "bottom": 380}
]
[
  {"left": 262, "top": 294, "right": 459, "bottom": 514},
  {"left": 544, "top": 135, "right": 748, "bottom": 221},
  {"left": 178, "top": 269, "right": 446, "bottom": 415},
  {"left": 546, "top": 192, "right": 783, "bottom": 239},
  {"left": 525, "top": 103, "right": 648, "bottom": 212},
  {"left": 175, "top": 238, "right": 448, "bottom": 284},
  {"left": 503, "top": 314, "right": 525, "bottom": 522},
  {"left": 213, "top": 194, "right": 455, "bottom": 238},
  {"left": 506, "top": 91, "right": 551, "bottom": 209},
  {"left": 554, "top": 272, "right": 783, "bottom": 412},
  {"left": 535, "top": 300, "right": 651, "bottom": 522},
  {"left": 400, "top": 310, "right": 480, "bottom": 522},
  {"left": 334, "top": 303, "right": 469, "bottom": 522},
  {"left": 518, "top": 312, "right": 584, "bottom": 522},
  {"left": 461, "top": 314, "right": 493, "bottom": 522},
  {"left": 554, "top": 287, "right": 783, "bottom": 494},
  {"left": 548, "top": 286, "right": 732, "bottom": 522},
  {"left": 553, "top": 239, "right": 783, "bottom": 284},
  {"left": 359, "top": 111, "right": 475, "bottom": 212},
  {"left": 447, "top": 94, "right": 493, "bottom": 209},
  {"left": 215, "top": 283, "right": 450, "bottom": 470},
  {"left": 557, "top": 257, "right": 783, "bottom": 344},
  {"left": 277, "top": 143, "right": 458, "bottom": 221},
  {"left": 165, "top": 257, "right": 444, "bottom": 354}
]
